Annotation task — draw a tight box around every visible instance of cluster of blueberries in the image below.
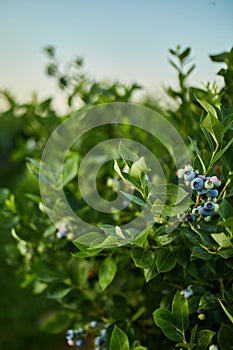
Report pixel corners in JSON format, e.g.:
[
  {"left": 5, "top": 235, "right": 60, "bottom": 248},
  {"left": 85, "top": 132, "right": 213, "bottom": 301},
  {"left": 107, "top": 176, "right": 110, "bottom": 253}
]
[
  {"left": 56, "top": 222, "right": 74, "bottom": 240},
  {"left": 176, "top": 164, "right": 221, "bottom": 223},
  {"left": 66, "top": 320, "right": 109, "bottom": 349}
]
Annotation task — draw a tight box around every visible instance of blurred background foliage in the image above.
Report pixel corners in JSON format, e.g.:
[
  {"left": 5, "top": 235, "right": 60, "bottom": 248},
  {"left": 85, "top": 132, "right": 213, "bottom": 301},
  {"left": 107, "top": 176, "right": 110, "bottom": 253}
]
[{"left": 0, "top": 45, "right": 233, "bottom": 349}]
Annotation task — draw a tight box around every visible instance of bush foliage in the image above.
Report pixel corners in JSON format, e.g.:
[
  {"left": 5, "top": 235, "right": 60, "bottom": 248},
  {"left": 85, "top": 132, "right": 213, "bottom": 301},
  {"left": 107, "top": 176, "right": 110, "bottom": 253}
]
[{"left": 1, "top": 46, "right": 233, "bottom": 350}]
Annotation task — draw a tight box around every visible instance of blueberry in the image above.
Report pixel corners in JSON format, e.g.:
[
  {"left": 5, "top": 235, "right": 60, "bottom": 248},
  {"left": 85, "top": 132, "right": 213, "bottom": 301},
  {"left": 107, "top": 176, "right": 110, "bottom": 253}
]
[
  {"left": 198, "top": 189, "right": 207, "bottom": 197},
  {"left": 198, "top": 174, "right": 206, "bottom": 181},
  {"left": 199, "top": 207, "right": 211, "bottom": 217},
  {"left": 204, "top": 215, "right": 212, "bottom": 222},
  {"left": 186, "top": 214, "right": 195, "bottom": 222},
  {"left": 94, "top": 336, "right": 105, "bottom": 346},
  {"left": 211, "top": 176, "right": 221, "bottom": 187},
  {"left": 75, "top": 339, "right": 84, "bottom": 347},
  {"left": 184, "top": 171, "right": 195, "bottom": 181},
  {"left": 177, "top": 168, "right": 185, "bottom": 178},
  {"left": 89, "top": 320, "right": 98, "bottom": 328},
  {"left": 56, "top": 230, "right": 66, "bottom": 239},
  {"left": 184, "top": 164, "right": 194, "bottom": 172},
  {"left": 192, "top": 206, "right": 202, "bottom": 215},
  {"left": 100, "top": 328, "right": 107, "bottom": 338},
  {"left": 66, "top": 329, "right": 75, "bottom": 340},
  {"left": 204, "top": 179, "right": 214, "bottom": 190},
  {"left": 204, "top": 201, "right": 215, "bottom": 211},
  {"left": 76, "top": 327, "right": 86, "bottom": 336},
  {"left": 191, "top": 177, "right": 204, "bottom": 191},
  {"left": 207, "top": 189, "right": 218, "bottom": 198},
  {"left": 177, "top": 212, "right": 186, "bottom": 222}
]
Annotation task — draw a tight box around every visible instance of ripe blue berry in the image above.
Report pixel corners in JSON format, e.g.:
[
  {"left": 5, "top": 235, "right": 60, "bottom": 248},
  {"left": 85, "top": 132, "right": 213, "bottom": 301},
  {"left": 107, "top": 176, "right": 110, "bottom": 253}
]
[
  {"left": 187, "top": 214, "right": 195, "bottom": 222},
  {"left": 76, "top": 327, "right": 86, "bottom": 336},
  {"left": 199, "top": 207, "right": 212, "bottom": 217},
  {"left": 57, "top": 230, "right": 66, "bottom": 239},
  {"left": 94, "top": 336, "right": 105, "bottom": 346},
  {"left": 75, "top": 339, "right": 84, "bottom": 347},
  {"left": 66, "top": 329, "right": 75, "bottom": 340},
  {"left": 191, "top": 177, "right": 204, "bottom": 190},
  {"left": 184, "top": 171, "right": 195, "bottom": 181},
  {"left": 207, "top": 189, "right": 218, "bottom": 198},
  {"left": 204, "top": 201, "right": 215, "bottom": 211},
  {"left": 198, "top": 174, "right": 206, "bottom": 181},
  {"left": 100, "top": 328, "right": 107, "bottom": 338},
  {"left": 198, "top": 189, "right": 207, "bottom": 197},
  {"left": 89, "top": 320, "right": 98, "bottom": 328}
]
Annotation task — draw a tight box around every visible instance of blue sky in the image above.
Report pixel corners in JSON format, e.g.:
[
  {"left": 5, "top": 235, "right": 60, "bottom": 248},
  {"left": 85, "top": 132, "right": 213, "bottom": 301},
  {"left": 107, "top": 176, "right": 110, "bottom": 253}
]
[{"left": 0, "top": 0, "right": 232, "bottom": 109}]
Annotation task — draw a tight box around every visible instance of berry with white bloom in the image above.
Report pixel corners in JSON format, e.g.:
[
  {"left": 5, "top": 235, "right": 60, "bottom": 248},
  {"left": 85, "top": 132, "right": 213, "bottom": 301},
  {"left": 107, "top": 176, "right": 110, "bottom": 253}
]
[
  {"left": 204, "top": 179, "right": 214, "bottom": 190},
  {"left": 177, "top": 168, "right": 185, "bottom": 178},
  {"left": 209, "top": 345, "right": 218, "bottom": 350},
  {"left": 184, "top": 171, "right": 195, "bottom": 181},
  {"left": 211, "top": 176, "right": 221, "bottom": 187},
  {"left": 184, "top": 164, "right": 194, "bottom": 172}
]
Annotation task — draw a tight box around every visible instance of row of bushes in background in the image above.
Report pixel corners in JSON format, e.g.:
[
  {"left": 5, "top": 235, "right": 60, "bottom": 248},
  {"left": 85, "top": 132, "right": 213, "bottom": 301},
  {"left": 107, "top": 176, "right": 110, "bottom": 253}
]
[{"left": 0, "top": 46, "right": 233, "bottom": 350}]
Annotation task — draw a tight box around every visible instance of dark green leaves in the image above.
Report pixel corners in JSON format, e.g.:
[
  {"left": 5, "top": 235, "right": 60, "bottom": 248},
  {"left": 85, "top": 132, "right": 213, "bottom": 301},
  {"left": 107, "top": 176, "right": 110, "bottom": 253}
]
[
  {"left": 218, "top": 323, "right": 233, "bottom": 349},
  {"left": 153, "top": 292, "right": 189, "bottom": 342},
  {"left": 153, "top": 308, "right": 184, "bottom": 342},
  {"left": 110, "top": 325, "right": 130, "bottom": 350},
  {"left": 155, "top": 248, "right": 177, "bottom": 272},
  {"left": 172, "top": 291, "right": 189, "bottom": 332},
  {"left": 99, "top": 255, "right": 117, "bottom": 290}
]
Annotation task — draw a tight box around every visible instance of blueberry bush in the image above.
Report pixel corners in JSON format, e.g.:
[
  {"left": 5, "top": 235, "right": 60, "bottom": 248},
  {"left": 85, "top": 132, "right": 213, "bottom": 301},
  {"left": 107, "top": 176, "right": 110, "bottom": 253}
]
[{"left": 1, "top": 46, "right": 233, "bottom": 350}]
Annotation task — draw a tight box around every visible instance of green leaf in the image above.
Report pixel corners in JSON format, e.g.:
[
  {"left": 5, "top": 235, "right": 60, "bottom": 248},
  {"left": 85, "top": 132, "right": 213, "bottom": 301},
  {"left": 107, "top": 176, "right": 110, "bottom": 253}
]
[
  {"left": 191, "top": 246, "right": 212, "bottom": 261},
  {"left": 0, "top": 188, "right": 10, "bottom": 204},
  {"left": 143, "top": 261, "right": 158, "bottom": 282},
  {"left": 201, "top": 112, "right": 225, "bottom": 146},
  {"left": 197, "top": 98, "right": 218, "bottom": 119},
  {"left": 61, "top": 154, "right": 79, "bottom": 186},
  {"left": 120, "top": 191, "right": 146, "bottom": 207},
  {"left": 153, "top": 308, "right": 184, "bottom": 342},
  {"left": 219, "top": 198, "right": 233, "bottom": 220},
  {"left": 130, "top": 156, "right": 148, "bottom": 180},
  {"left": 40, "top": 311, "right": 74, "bottom": 334},
  {"left": 210, "top": 51, "right": 228, "bottom": 62},
  {"left": 196, "top": 329, "right": 216, "bottom": 350},
  {"left": 47, "top": 283, "right": 71, "bottom": 300},
  {"left": 156, "top": 248, "right": 177, "bottom": 273},
  {"left": 110, "top": 325, "right": 130, "bottom": 350},
  {"left": 118, "top": 141, "right": 139, "bottom": 166},
  {"left": 210, "top": 138, "right": 233, "bottom": 167},
  {"left": 131, "top": 225, "right": 152, "bottom": 247},
  {"left": 218, "top": 323, "right": 233, "bottom": 350},
  {"left": 218, "top": 299, "right": 233, "bottom": 323},
  {"left": 99, "top": 255, "right": 117, "bottom": 290},
  {"left": 149, "top": 185, "right": 189, "bottom": 205},
  {"left": 73, "top": 231, "right": 105, "bottom": 248},
  {"left": 172, "top": 291, "right": 189, "bottom": 332},
  {"left": 190, "top": 324, "right": 198, "bottom": 343},
  {"left": 211, "top": 232, "right": 232, "bottom": 248},
  {"left": 131, "top": 248, "right": 155, "bottom": 269},
  {"left": 32, "top": 261, "right": 66, "bottom": 282},
  {"left": 199, "top": 292, "right": 217, "bottom": 310}
]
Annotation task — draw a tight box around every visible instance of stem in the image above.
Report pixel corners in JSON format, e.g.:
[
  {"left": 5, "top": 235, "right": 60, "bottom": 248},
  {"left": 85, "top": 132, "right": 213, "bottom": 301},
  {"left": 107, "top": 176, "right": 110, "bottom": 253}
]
[{"left": 218, "top": 178, "right": 231, "bottom": 201}]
